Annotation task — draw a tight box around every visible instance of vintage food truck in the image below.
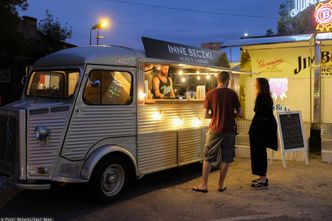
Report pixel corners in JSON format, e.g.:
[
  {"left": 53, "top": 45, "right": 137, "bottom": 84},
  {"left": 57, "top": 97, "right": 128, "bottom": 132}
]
[
  {"left": 222, "top": 33, "right": 332, "bottom": 163},
  {"left": 0, "top": 37, "right": 247, "bottom": 201}
]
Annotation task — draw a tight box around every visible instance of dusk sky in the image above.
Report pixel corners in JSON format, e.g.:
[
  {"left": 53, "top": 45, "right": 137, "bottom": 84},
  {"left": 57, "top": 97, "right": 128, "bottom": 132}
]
[{"left": 21, "top": 0, "right": 286, "bottom": 49}]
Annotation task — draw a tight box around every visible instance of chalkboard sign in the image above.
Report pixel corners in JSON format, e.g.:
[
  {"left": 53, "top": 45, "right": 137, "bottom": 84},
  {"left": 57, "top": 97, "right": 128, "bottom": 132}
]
[
  {"left": 276, "top": 111, "right": 309, "bottom": 168},
  {"left": 279, "top": 113, "right": 304, "bottom": 150}
]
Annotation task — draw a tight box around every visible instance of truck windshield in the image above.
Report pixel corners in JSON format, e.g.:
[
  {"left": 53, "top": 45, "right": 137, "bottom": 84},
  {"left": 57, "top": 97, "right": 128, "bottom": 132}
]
[{"left": 26, "top": 70, "right": 80, "bottom": 99}]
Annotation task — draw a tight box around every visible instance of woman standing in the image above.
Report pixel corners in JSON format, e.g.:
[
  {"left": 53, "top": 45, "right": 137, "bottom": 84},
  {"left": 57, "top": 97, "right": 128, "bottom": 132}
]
[{"left": 249, "top": 78, "right": 278, "bottom": 189}]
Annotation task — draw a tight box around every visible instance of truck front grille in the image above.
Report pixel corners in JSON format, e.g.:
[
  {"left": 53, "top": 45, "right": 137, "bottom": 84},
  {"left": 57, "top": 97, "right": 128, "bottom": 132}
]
[{"left": 0, "top": 109, "right": 23, "bottom": 177}]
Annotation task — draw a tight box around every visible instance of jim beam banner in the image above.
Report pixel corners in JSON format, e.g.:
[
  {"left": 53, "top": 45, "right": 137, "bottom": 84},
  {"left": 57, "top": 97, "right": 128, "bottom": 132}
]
[
  {"left": 320, "top": 45, "right": 332, "bottom": 77},
  {"left": 249, "top": 46, "right": 332, "bottom": 76},
  {"left": 246, "top": 47, "right": 313, "bottom": 122},
  {"left": 248, "top": 47, "right": 312, "bottom": 78}
]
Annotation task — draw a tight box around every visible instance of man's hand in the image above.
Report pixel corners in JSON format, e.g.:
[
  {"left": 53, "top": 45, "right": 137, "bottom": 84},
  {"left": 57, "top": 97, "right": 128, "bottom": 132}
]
[
  {"left": 203, "top": 109, "right": 212, "bottom": 119},
  {"left": 235, "top": 107, "right": 243, "bottom": 118}
]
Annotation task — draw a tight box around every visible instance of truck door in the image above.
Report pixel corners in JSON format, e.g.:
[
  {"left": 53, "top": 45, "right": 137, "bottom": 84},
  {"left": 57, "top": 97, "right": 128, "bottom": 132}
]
[{"left": 61, "top": 65, "right": 137, "bottom": 161}]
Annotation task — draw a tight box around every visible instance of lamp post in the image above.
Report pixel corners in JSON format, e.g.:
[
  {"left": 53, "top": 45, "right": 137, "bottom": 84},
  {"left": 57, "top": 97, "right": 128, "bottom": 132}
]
[
  {"left": 89, "top": 24, "right": 98, "bottom": 45},
  {"left": 89, "top": 18, "right": 110, "bottom": 45}
]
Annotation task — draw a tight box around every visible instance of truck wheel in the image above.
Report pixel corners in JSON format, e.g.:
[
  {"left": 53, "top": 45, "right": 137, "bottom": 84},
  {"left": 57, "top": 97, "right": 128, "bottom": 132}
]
[
  {"left": 89, "top": 157, "right": 128, "bottom": 202},
  {"left": 211, "top": 150, "right": 222, "bottom": 170}
]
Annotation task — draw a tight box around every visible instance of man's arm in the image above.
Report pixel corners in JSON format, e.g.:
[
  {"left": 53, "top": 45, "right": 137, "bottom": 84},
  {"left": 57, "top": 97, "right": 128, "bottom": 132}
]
[
  {"left": 235, "top": 107, "right": 243, "bottom": 118},
  {"left": 152, "top": 77, "right": 163, "bottom": 98},
  {"left": 233, "top": 92, "right": 242, "bottom": 118},
  {"left": 169, "top": 77, "right": 175, "bottom": 98},
  {"left": 203, "top": 108, "right": 212, "bottom": 119}
]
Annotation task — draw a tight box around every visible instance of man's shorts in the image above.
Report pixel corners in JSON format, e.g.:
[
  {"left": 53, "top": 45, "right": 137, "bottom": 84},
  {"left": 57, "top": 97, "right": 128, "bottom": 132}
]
[{"left": 204, "top": 131, "right": 235, "bottom": 164}]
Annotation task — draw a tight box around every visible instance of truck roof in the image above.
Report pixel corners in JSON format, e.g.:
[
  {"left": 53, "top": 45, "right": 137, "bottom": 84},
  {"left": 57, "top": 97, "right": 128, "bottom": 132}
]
[
  {"left": 33, "top": 44, "right": 232, "bottom": 72},
  {"left": 34, "top": 45, "right": 140, "bottom": 67}
]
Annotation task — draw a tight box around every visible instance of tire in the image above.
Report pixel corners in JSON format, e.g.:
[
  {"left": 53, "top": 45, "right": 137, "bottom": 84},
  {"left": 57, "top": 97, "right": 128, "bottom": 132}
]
[
  {"left": 89, "top": 157, "right": 129, "bottom": 203},
  {"left": 211, "top": 150, "right": 222, "bottom": 170}
]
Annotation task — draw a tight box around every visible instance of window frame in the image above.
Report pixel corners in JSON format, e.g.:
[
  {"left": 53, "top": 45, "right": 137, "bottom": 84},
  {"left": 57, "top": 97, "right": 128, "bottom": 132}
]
[
  {"left": 25, "top": 69, "right": 80, "bottom": 99},
  {"left": 82, "top": 69, "right": 134, "bottom": 106}
]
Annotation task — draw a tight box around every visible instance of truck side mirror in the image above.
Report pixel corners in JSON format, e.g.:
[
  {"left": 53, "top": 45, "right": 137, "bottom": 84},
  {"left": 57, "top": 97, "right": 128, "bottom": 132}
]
[
  {"left": 22, "top": 65, "right": 32, "bottom": 85},
  {"left": 21, "top": 75, "right": 27, "bottom": 85}
]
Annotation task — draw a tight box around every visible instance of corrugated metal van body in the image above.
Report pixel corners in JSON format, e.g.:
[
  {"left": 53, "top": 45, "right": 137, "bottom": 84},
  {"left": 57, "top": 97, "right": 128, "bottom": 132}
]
[
  {"left": 62, "top": 105, "right": 137, "bottom": 160},
  {"left": 178, "top": 129, "right": 203, "bottom": 165},
  {"left": 27, "top": 106, "right": 70, "bottom": 179},
  {"left": 137, "top": 102, "right": 209, "bottom": 174}
]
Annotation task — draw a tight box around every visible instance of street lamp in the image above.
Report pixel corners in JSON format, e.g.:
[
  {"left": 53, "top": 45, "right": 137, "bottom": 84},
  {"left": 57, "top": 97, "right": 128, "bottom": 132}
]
[{"left": 89, "top": 18, "right": 110, "bottom": 45}]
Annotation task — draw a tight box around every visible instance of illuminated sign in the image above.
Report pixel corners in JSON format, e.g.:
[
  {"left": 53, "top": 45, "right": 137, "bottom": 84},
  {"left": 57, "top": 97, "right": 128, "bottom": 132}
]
[
  {"left": 269, "top": 78, "right": 288, "bottom": 100},
  {"left": 315, "top": 0, "right": 332, "bottom": 31},
  {"left": 291, "top": 0, "right": 328, "bottom": 17},
  {"left": 142, "top": 37, "right": 228, "bottom": 66}
]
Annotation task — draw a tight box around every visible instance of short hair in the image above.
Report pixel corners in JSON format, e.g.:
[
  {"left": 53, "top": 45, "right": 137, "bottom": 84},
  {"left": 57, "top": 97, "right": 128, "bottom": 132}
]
[{"left": 217, "top": 71, "right": 230, "bottom": 83}]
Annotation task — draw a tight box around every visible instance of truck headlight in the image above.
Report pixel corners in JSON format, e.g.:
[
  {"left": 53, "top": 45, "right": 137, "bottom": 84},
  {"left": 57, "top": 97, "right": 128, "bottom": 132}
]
[{"left": 35, "top": 126, "right": 49, "bottom": 140}]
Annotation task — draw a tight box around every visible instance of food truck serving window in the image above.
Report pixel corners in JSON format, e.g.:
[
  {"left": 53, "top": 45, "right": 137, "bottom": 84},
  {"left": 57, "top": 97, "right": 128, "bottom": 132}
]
[
  {"left": 143, "top": 63, "right": 220, "bottom": 101},
  {"left": 83, "top": 70, "right": 133, "bottom": 105},
  {"left": 26, "top": 70, "right": 79, "bottom": 99}
]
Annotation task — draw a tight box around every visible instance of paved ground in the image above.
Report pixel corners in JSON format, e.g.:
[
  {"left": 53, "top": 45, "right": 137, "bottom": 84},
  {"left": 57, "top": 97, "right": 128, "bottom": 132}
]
[{"left": 0, "top": 155, "right": 331, "bottom": 221}]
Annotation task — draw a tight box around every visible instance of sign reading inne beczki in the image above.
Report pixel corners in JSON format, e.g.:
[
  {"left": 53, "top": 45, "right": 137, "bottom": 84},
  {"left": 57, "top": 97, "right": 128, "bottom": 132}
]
[{"left": 142, "top": 37, "right": 228, "bottom": 67}]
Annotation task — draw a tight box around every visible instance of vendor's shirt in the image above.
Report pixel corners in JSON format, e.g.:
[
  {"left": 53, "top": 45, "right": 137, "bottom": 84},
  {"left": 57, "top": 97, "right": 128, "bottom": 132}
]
[{"left": 153, "top": 75, "right": 172, "bottom": 98}]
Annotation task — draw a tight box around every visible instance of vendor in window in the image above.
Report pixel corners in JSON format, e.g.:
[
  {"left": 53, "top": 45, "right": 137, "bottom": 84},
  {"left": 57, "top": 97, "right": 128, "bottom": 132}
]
[{"left": 152, "top": 65, "right": 175, "bottom": 99}]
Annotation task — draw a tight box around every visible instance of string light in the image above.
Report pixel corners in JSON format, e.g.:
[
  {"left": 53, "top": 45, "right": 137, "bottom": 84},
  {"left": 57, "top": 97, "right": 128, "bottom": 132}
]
[
  {"left": 152, "top": 111, "right": 162, "bottom": 121},
  {"left": 138, "top": 92, "right": 146, "bottom": 101},
  {"left": 173, "top": 118, "right": 183, "bottom": 127},
  {"left": 192, "top": 118, "right": 202, "bottom": 128}
]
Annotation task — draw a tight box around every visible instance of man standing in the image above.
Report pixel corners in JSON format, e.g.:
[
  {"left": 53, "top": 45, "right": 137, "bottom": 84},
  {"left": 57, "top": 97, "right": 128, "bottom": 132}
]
[
  {"left": 193, "top": 71, "right": 242, "bottom": 193},
  {"left": 152, "top": 65, "right": 175, "bottom": 99}
]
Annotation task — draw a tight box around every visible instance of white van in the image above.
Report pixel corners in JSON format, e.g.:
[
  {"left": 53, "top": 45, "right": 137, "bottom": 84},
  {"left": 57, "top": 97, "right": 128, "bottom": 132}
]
[{"left": 0, "top": 38, "right": 243, "bottom": 201}]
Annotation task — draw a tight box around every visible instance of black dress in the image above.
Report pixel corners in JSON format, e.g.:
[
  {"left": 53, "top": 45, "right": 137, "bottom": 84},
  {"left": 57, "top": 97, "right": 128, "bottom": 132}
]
[{"left": 249, "top": 93, "right": 278, "bottom": 176}]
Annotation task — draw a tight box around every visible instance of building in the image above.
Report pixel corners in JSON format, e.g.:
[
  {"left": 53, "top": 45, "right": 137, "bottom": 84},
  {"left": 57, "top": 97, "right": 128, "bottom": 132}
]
[
  {"left": 0, "top": 16, "right": 75, "bottom": 105},
  {"left": 221, "top": 33, "right": 332, "bottom": 163}
]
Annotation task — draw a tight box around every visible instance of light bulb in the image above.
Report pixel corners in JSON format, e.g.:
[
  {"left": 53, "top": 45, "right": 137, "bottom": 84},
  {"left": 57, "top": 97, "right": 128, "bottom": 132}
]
[
  {"left": 192, "top": 118, "right": 202, "bottom": 128},
  {"left": 152, "top": 111, "right": 162, "bottom": 121}
]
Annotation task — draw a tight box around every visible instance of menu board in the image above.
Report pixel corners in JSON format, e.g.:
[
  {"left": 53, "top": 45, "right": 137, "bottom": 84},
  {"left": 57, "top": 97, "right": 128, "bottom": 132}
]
[{"left": 277, "top": 112, "right": 306, "bottom": 151}]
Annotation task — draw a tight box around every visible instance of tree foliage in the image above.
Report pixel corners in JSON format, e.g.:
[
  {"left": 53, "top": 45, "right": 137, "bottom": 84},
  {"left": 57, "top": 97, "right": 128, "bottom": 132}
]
[
  {"left": 277, "top": 1, "right": 316, "bottom": 35},
  {"left": 0, "top": 0, "right": 29, "bottom": 56},
  {"left": 38, "top": 10, "right": 72, "bottom": 53}
]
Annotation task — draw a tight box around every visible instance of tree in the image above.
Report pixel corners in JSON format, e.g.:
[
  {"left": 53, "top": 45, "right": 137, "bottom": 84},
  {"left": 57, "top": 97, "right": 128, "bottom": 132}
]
[
  {"left": 277, "top": 1, "right": 316, "bottom": 35},
  {"left": 38, "top": 10, "right": 72, "bottom": 53},
  {"left": 266, "top": 29, "right": 274, "bottom": 36},
  {"left": 0, "top": 0, "right": 29, "bottom": 56}
]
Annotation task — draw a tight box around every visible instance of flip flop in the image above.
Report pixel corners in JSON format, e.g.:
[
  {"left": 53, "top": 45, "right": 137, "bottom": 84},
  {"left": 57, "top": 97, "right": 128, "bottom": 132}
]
[
  {"left": 192, "top": 186, "right": 208, "bottom": 193},
  {"left": 218, "top": 186, "right": 227, "bottom": 192}
]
